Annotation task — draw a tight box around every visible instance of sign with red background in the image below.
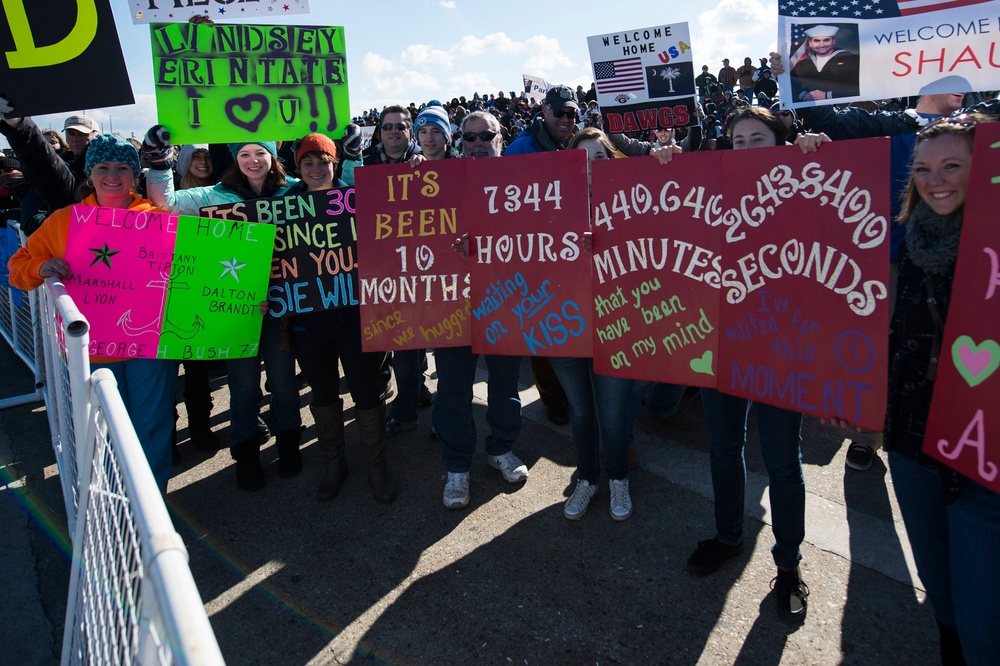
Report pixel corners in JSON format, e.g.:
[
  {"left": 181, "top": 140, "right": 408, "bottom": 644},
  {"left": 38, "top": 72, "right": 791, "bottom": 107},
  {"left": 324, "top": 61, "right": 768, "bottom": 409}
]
[
  {"left": 923, "top": 124, "right": 1000, "bottom": 494},
  {"left": 466, "top": 151, "right": 592, "bottom": 357},
  {"left": 717, "top": 139, "right": 890, "bottom": 429},
  {"left": 355, "top": 159, "right": 471, "bottom": 351},
  {"left": 590, "top": 152, "right": 723, "bottom": 385}
]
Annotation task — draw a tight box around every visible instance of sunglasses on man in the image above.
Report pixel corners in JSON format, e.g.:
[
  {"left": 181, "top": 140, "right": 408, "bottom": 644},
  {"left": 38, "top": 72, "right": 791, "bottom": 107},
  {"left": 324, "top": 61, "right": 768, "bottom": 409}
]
[
  {"left": 462, "top": 130, "right": 498, "bottom": 143},
  {"left": 381, "top": 122, "right": 410, "bottom": 132}
]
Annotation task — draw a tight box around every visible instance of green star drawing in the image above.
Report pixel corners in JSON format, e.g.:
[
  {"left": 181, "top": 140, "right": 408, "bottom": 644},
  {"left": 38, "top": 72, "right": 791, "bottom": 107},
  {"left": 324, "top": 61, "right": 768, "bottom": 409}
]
[{"left": 89, "top": 243, "right": 120, "bottom": 269}]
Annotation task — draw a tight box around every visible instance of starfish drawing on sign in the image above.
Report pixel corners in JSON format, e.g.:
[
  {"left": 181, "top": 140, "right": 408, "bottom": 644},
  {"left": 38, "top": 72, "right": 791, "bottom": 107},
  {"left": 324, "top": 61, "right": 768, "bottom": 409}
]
[
  {"left": 219, "top": 257, "right": 246, "bottom": 282},
  {"left": 658, "top": 67, "right": 682, "bottom": 93},
  {"left": 89, "top": 243, "right": 120, "bottom": 269}
]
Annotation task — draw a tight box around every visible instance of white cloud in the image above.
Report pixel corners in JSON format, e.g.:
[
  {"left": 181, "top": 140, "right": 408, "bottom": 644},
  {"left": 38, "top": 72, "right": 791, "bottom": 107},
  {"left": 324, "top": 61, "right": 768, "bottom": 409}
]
[
  {"left": 693, "top": 0, "right": 777, "bottom": 75},
  {"left": 439, "top": 0, "right": 456, "bottom": 8},
  {"left": 351, "top": 31, "right": 579, "bottom": 115}
]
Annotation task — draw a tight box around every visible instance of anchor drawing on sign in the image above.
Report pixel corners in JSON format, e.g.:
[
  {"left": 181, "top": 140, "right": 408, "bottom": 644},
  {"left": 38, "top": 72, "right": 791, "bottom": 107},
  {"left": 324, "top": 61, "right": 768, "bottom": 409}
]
[
  {"left": 117, "top": 272, "right": 171, "bottom": 336},
  {"left": 159, "top": 276, "right": 205, "bottom": 340}
]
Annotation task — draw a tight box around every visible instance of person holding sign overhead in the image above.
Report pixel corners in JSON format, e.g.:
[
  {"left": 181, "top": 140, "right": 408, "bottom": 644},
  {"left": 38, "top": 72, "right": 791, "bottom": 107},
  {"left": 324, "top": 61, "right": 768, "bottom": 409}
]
[
  {"left": 883, "top": 114, "right": 1000, "bottom": 665},
  {"left": 8, "top": 135, "right": 177, "bottom": 492},
  {"left": 143, "top": 129, "right": 303, "bottom": 492},
  {"left": 284, "top": 133, "right": 397, "bottom": 504}
]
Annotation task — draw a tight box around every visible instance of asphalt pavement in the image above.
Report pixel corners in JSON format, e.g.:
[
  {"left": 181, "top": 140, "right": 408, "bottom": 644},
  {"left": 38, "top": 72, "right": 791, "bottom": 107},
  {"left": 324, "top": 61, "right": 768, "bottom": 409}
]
[{"left": 0, "top": 340, "right": 941, "bottom": 665}]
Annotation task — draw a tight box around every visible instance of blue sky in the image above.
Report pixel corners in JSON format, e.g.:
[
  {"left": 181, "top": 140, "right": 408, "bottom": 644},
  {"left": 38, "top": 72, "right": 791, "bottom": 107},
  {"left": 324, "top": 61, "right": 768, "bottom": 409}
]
[{"left": 13, "top": 0, "right": 777, "bottom": 143}]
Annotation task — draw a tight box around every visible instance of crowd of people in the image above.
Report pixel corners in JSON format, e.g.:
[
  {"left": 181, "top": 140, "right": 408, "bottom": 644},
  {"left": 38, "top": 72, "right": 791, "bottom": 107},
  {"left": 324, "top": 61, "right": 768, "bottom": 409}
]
[{"left": 2, "top": 46, "right": 999, "bottom": 662}]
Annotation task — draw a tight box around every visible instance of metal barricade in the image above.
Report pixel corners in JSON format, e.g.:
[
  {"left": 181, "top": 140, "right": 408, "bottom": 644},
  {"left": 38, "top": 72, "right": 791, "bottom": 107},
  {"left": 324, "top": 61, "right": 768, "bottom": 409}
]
[
  {"left": 60, "top": 369, "right": 224, "bottom": 666},
  {"left": 0, "top": 221, "right": 44, "bottom": 410},
  {"left": 0, "top": 250, "right": 225, "bottom": 664}
]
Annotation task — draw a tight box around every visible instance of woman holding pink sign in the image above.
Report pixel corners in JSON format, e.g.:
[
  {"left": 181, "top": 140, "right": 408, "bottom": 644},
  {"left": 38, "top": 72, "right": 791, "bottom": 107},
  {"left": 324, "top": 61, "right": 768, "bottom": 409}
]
[
  {"left": 884, "top": 113, "right": 1000, "bottom": 666},
  {"left": 8, "top": 135, "right": 177, "bottom": 492},
  {"left": 143, "top": 126, "right": 304, "bottom": 493}
]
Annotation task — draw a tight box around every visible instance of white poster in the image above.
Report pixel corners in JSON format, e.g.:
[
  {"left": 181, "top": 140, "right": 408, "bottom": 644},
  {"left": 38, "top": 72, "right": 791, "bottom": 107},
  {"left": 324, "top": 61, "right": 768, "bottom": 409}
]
[
  {"left": 777, "top": 0, "right": 1000, "bottom": 108},
  {"left": 586, "top": 23, "right": 698, "bottom": 132},
  {"left": 130, "top": 0, "right": 310, "bottom": 24},
  {"left": 522, "top": 73, "right": 551, "bottom": 105}
]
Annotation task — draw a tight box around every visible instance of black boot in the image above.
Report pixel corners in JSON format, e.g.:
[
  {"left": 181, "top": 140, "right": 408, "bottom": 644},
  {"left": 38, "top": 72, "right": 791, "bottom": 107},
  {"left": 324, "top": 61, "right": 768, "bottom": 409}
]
[
  {"left": 231, "top": 438, "right": 265, "bottom": 491},
  {"left": 312, "top": 402, "right": 348, "bottom": 501},
  {"left": 938, "top": 621, "right": 966, "bottom": 666},
  {"left": 357, "top": 402, "right": 396, "bottom": 503},
  {"left": 187, "top": 398, "right": 220, "bottom": 452},
  {"left": 275, "top": 427, "right": 304, "bottom": 478}
]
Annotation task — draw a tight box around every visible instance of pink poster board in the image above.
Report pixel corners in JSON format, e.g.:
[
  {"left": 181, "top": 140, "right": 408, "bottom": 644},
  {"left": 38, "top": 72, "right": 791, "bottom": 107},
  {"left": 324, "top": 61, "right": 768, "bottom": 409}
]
[
  {"left": 718, "top": 139, "right": 891, "bottom": 429},
  {"left": 590, "top": 152, "right": 724, "bottom": 385},
  {"left": 355, "top": 159, "right": 471, "bottom": 351},
  {"left": 922, "top": 123, "right": 1000, "bottom": 493},
  {"left": 465, "top": 151, "right": 592, "bottom": 357}
]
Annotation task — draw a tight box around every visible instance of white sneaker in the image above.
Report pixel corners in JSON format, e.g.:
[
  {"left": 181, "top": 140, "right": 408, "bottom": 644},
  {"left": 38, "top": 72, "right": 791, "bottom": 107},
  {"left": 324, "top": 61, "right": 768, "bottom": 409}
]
[
  {"left": 487, "top": 451, "right": 529, "bottom": 484},
  {"left": 609, "top": 478, "right": 632, "bottom": 521},
  {"left": 563, "top": 479, "right": 598, "bottom": 520},
  {"left": 443, "top": 471, "right": 470, "bottom": 509}
]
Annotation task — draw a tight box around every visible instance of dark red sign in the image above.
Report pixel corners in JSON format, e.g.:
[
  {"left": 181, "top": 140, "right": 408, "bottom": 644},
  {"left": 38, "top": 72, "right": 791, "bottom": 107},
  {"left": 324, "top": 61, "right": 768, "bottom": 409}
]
[
  {"left": 590, "top": 152, "right": 723, "bottom": 385},
  {"left": 923, "top": 124, "right": 1000, "bottom": 493},
  {"left": 717, "top": 139, "right": 890, "bottom": 429},
  {"left": 355, "top": 159, "right": 471, "bottom": 351},
  {"left": 466, "top": 151, "right": 592, "bottom": 357}
]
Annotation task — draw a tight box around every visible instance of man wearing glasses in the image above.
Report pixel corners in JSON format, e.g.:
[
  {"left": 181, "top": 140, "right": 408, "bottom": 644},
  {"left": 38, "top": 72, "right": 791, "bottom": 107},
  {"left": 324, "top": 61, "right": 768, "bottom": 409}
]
[
  {"left": 506, "top": 85, "right": 580, "bottom": 155},
  {"left": 435, "top": 111, "right": 529, "bottom": 509},
  {"left": 363, "top": 105, "right": 433, "bottom": 438},
  {"left": 364, "top": 105, "right": 421, "bottom": 166},
  {"left": 503, "top": 86, "right": 576, "bottom": 426}
]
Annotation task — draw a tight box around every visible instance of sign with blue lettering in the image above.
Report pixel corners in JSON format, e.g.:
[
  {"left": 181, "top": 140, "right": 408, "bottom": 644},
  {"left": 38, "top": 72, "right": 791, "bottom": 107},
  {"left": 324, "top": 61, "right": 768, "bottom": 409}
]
[{"left": 466, "top": 150, "right": 592, "bottom": 358}]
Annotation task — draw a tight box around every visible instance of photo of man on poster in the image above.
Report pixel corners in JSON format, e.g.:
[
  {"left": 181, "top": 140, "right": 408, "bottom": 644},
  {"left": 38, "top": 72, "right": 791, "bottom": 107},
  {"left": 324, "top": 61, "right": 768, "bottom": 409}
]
[{"left": 789, "top": 24, "right": 860, "bottom": 102}]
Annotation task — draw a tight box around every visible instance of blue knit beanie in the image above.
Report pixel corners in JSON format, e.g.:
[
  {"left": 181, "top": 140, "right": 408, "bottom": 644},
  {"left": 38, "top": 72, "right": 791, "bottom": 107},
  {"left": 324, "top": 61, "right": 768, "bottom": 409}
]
[
  {"left": 227, "top": 142, "right": 278, "bottom": 160},
  {"left": 85, "top": 134, "right": 141, "bottom": 176},
  {"left": 413, "top": 104, "right": 451, "bottom": 143}
]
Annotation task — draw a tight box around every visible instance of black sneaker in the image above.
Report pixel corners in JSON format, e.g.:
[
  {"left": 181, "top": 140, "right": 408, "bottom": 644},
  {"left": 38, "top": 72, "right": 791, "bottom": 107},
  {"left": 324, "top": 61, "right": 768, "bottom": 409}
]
[
  {"left": 418, "top": 383, "right": 434, "bottom": 408},
  {"left": 771, "top": 568, "right": 809, "bottom": 622},
  {"left": 845, "top": 441, "right": 875, "bottom": 471},
  {"left": 687, "top": 538, "right": 744, "bottom": 576}
]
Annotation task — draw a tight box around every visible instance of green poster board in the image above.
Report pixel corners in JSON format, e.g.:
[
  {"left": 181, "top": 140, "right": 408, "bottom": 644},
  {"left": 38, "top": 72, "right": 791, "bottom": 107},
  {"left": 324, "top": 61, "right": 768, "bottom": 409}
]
[
  {"left": 150, "top": 22, "right": 349, "bottom": 144},
  {"left": 157, "top": 216, "right": 276, "bottom": 361}
]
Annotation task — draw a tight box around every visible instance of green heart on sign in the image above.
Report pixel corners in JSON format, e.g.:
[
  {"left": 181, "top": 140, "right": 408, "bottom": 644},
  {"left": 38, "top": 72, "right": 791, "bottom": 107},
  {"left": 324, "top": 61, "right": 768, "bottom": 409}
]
[
  {"left": 952, "top": 335, "right": 1000, "bottom": 387},
  {"left": 689, "top": 350, "right": 714, "bottom": 376}
]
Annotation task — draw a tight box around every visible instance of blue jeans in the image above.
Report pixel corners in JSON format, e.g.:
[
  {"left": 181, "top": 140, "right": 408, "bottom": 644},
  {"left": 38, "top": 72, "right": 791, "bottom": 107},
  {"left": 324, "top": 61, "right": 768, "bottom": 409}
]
[
  {"left": 700, "top": 388, "right": 805, "bottom": 569},
  {"left": 94, "top": 359, "right": 178, "bottom": 493},
  {"left": 551, "top": 357, "right": 645, "bottom": 482},
  {"left": 889, "top": 452, "right": 1000, "bottom": 665},
  {"left": 389, "top": 349, "right": 422, "bottom": 424},
  {"left": 646, "top": 382, "right": 686, "bottom": 417},
  {"left": 433, "top": 346, "right": 521, "bottom": 473},
  {"left": 226, "top": 317, "right": 300, "bottom": 443}
]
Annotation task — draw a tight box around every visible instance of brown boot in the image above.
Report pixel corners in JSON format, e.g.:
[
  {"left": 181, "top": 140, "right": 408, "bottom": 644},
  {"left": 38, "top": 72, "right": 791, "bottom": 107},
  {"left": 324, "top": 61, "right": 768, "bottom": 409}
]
[
  {"left": 357, "top": 402, "right": 396, "bottom": 504},
  {"left": 311, "top": 401, "right": 348, "bottom": 501}
]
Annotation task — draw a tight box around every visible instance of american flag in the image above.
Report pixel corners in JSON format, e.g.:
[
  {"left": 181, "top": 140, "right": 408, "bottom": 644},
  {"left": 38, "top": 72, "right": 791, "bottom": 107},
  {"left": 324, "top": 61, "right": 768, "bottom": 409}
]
[
  {"left": 779, "top": 0, "right": 990, "bottom": 18},
  {"left": 594, "top": 57, "right": 644, "bottom": 94}
]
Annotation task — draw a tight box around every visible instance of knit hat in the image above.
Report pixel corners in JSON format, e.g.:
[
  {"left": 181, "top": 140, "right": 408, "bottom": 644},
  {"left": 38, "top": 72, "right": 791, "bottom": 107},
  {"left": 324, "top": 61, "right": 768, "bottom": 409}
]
[
  {"left": 227, "top": 141, "right": 278, "bottom": 160},
  {"left": 84, "top": 134, "right": 141, "bottom": 176},
  {"left": 177, "top": 144, "right": 209, "bottom": 177},
  {"left": 341, "top": 124, "right": 363, "bottom": 161},
  {"left": 414, "top": 104, "right": 451, "bottom": 142},
  {"left": 295, "top": 133, "right": 338, "bottom": 167},
  {"left": 0, "top": 156, "right": 21, "bottom": 171}
]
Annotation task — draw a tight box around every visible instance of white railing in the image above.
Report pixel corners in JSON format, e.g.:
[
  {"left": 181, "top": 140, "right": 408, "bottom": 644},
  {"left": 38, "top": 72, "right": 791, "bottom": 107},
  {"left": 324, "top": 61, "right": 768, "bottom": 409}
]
[{"left": 0, "top": 221, "right": 224, "bottom": 664}]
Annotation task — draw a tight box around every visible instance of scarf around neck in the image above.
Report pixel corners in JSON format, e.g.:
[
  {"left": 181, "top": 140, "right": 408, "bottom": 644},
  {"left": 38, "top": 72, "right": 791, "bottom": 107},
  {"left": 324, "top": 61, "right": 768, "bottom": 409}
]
[{"left": 904, "top": 199, "right": 963, "bottom": 275}]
